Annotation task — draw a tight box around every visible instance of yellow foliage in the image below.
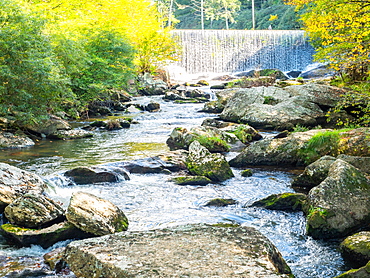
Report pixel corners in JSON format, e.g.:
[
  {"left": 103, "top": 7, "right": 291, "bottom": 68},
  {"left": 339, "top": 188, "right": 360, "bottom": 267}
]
[
  {"left": 30, "top": 0, "right": 177, "bottom": 73},
  {"left": 287, "top": 0, "right": 370, "bottom": 80},
  {"left": 269, "top": 14, "right": 278, "bottom": 21}
]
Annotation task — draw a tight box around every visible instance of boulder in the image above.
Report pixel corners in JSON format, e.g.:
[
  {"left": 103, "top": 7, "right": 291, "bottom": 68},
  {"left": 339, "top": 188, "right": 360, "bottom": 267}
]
[
  {"left": 241, "top": 169, "right": 253, "bottom": 177},
  {"left": 186, "top": 140, "right": 234, "bottom": 182},
  {"left": 172, "top": 176, "right": 212, "bottom": 186},
  {"left": 0, "top": 163, "right": 46, "bottom": 212},
  {"left": 4, "top": 193, "right": 64, "bottom": 228},
  {"left": 291, "top": 156, "right": 337, "bottom": 189},
  {"left": 219, "top": 84, "right": 347, "bottom": 130},
  {"left": 334, "top": 261, "right": 370, "bottom": 278},
  {"left": 0, "top": 131, "right": 34, "bottom": 148},
  {"left": 229, "top": 129, "right": 325, "bottom": 167},
  {"left": 251, "top": 193, "right": 307, "bottom": 211},
  {"left": 0, "top": 221, "right": 90, "bottom": 248},
  {"left": 64, "top": 224, "right": 292, "bottom": 278},
  {"left": 166, "top": 126, "right": 232, "bottom": 153},
  {"left": 43, "top": 247, "right": 67, "bottom": 273},
  {"left": 340, "top": 231, "right": 370, "bottom": 268},
  {"left": 47, "top": 129, "right": 93, "bottom": 140},
  {"left": 337, "top": 154, "right": 370, "bottom": 175},
  {"left": 138, "top": 72, "right": 168, "bottom": 95},
  {"left": 66, "top": 191, "right": 129, "bottom": 236},
  {"left": 304, "top": 159, "right": 370, "bottom": 239},
  {"left": 144, "top": 102, "right": 160, "bottom": 112},
  {"left": 299, "top": 65, "right": 336, "bottom": 79},
  {"left": 26, "top": 114, "right": 71, "bottom": 136},
  {"left": 200, "top": 88, "right": 238, "bottom": 113},
  {"left": 64, "top": 166, "right": 129, "bottom": 185}
]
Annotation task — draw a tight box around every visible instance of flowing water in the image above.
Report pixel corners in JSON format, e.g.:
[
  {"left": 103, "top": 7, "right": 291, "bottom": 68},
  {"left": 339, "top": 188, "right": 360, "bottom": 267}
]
[
  {"left": 172, "top": 30, "right": 315, "bottom": 74},
  {"left": 0, "top": 96, "right": 345, "bottom": 277}
]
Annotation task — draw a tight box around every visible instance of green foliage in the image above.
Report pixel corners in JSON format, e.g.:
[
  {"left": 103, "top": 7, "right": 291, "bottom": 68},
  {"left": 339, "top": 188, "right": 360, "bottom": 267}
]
[
  {"left": 196, "top": 135, "right": 231, "bottom": 152},
  {"left": 328, "top": 80, "right": 370, "bottom": 127},
  {"left": 0, "top": 0, "right": 73, "bottom": 125},
  {"left": 292, "top": 124, "right": 309, "bottom": 132},
  {"left": 298, "top": 128, "right": 352, "bottom": 163}
]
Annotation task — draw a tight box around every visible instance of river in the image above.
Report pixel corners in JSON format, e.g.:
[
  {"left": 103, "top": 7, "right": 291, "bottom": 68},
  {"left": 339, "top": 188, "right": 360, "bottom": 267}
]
[{"left": 0, "top": 95, "right": 345, "bottom": 277}]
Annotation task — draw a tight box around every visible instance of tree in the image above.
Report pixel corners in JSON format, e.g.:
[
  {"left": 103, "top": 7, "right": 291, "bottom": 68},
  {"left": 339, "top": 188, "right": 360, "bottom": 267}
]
[
  {"left": 0, "top": 0, "right": 74, "bottom": 124},
  {"left": 205, "top": 0, "right": 241, "bottom": 29},
  {"left": 287, "top": 0, "right": 370, "bottom": 80}
]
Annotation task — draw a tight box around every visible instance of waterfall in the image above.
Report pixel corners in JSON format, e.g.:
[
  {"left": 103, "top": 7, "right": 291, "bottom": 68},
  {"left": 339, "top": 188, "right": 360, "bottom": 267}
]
[{"left": 171, "top": 30, "right": 314, "bottom": 74}]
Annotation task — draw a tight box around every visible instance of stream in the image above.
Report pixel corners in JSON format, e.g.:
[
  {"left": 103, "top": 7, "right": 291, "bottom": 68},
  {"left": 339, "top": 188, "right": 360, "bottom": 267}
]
[{"left": 0, "top": 95, "right": 345, "bottom": 277}]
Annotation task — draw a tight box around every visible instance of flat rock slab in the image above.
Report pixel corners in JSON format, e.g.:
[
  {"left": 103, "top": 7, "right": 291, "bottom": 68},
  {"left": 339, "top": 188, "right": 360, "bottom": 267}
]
[{"left": 64, "top": 224, "right": 292, "bottom": 278}]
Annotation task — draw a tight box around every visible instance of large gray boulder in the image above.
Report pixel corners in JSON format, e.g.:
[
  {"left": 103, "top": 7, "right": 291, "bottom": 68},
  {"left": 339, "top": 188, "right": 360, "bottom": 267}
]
[
  {"left": 230, "top": 129, "right": 325, "bottom": 167},
  {"left": 0, "top": 163, "right": 46, "bottom": 211},
  {"left": 66, "top": 191, "right": 129, "bottom": 236},
  {"left": 64, "top": 224, "right": 292, "bottom": 278},
  {"left": 0, "top": 131, "right": 34, "bottom": 148},
  {"left": 304, "top": 159, "right": 370, "bottom": 239},
  {"left": 186, "top": 141, "right": 234, "bottom": 182},
  {"left": 26, "top": 114, "right": 71, "bottom": 136},
  {"left": 220, "top": 84, "right": 347, "bottom": 130},
  {"left": 4, "top": 193, "right": 64, "bottom": 228}
]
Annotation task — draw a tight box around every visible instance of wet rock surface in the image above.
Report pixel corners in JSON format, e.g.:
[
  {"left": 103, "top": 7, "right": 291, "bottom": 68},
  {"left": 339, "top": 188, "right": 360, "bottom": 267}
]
[
  {"left": 340, "top": 231, "right": 370, "bottom": 268},
  {"left": 66, "top": 191, "right": 129, "bottom": 236},
  {"left": 64, "top": 224, "right": 292, "bottom": 278},
  {"left": 0, "top": 163, "right": 46, "bottom": 211},
  {"left": 64, "top": 166, "right": 129, "bottom": 185},
  {"left": 0, "top": 131, "right": 35, "bottom": 149}
]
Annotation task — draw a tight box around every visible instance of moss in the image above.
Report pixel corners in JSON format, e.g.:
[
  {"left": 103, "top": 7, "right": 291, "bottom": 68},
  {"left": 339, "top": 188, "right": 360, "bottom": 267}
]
[
  {"left": 1, "top": 223, "right": 36, "bottom": 234},
  {"left": 241, "top": 169, "right": 253, "bottom": 177},
  {"left": 195, "top": 135, "right": 230, "bottom": 152},
  {"left": 172, "top": 176, "right": 212, "bottom": 186},
  {"left": 205, "top": 198, "right": 237, "bottom": 207},
  {"left": 252, "top": 193, "right": 306, "bottom": 211},
  {"left": 212, "top": 223, "right": 240, "bottom": 228}
]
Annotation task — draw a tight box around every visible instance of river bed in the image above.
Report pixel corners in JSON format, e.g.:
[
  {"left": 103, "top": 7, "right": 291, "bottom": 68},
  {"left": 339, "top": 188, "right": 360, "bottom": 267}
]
[{"left": 0, "top": 96, "right": 345, "bottom": 277}]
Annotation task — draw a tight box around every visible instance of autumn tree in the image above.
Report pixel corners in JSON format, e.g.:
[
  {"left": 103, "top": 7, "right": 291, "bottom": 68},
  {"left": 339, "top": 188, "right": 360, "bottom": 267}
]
[
  {"left": 205, "top": 0, "right": 241, "bottom": 29},
  {"left": 287, "top": 0, "right": 370, "bottom": 80}
]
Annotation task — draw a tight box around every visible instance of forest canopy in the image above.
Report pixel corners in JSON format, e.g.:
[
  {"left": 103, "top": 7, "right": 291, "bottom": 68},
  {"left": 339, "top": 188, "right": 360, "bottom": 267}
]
[{"left": 0, "top": 0, "right": 176, "bottom": 124}]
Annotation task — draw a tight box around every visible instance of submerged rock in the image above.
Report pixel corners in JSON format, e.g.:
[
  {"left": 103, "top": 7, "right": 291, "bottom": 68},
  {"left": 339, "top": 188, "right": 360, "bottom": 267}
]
[
  {"left": 0, "top": 221, "right": 88, "bottom": 248},
  {"left": 186, "top": 141, "right": 234, "bottom": 182},
  {"left": 340, "top": 231, "right": 370, "bottom": 268},
  {"left": 66, "top": 191, "right": 129, "bottom": 236},
  {"left": 64, "top": 224, "right": 292, "bottom": 278},
  {"left": 304, "top": 159, "right": 370, "bottom": 239},
  {"left": 4, "top": 193, "right": 64, "bottom": 228},
  {"left": 0, "top": 256, "right": 54, "bottom": 278},
  {"left": 64, "top": 166, "right": 129, "bottom": 185},
  {"left": 172, "top": 176, "right": 212, "bottom": 186},
  {"left": 0, "top": 131, "right": 34, "bottom": 149},
  {"left": 251, "top": 193, "right": 306, "bottom": 211},
  {"left": 0, "top": 163, "right": 46, "bottom": 212},
  {"left": 47, "top": 129, "right": 93, "bottom": 140},
  {"left": 205, "top": 198, "right": 237, "bottom": 207}
]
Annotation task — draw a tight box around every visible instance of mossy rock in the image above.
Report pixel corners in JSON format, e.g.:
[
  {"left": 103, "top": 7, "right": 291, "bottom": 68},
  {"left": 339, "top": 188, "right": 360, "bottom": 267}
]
[
  {"left": 334, "top": 261, "right": 370, "bottom": 278},
  {"left": 340, "top": 231, "right": 370, "bottom": 268},
  {"left": 205, "top": 198, "right": 237, "bottom": 207},
  {"left": 241, "top": 169, "right": 253, "bottom": 177},
  {"left": 0, "top": 222, "right": 91, "bottom": 248},
  {"left": 251, "top": 193, "right": 306, "bottom": 211},
  {"left": 172, "top": 176, "right": 212, "bottom": 186}
]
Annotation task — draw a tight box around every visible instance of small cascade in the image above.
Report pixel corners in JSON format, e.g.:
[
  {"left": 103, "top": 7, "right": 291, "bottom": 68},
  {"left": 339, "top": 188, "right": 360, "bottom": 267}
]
[{"left": 172, "top": 30, "right": 314, "bottom": 74}]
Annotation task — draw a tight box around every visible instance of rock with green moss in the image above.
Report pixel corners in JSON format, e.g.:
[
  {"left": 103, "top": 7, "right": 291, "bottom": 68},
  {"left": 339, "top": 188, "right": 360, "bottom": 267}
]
[
  {"left": 0, "top": 163, "right": 46, "bottom": 212},
  {"left": 66, "top": 191, "right": 129, "bottom": 236},
  {"left": 340, "top": 231, "right": 370, "bottom": 268},
  {"left": 186, "top": 141, "right": 234, "bottom": 182},
  {"left": 64, "top": 224, "right": 293, "bottom": 278},
  {"left": 0, "top": 221, "right": 89, "bottom": 248},
  {"left": 241, "top": 169, "right": 253, "bottom": 177},
  {"left": 166, "top": 126, "right": 233, "bottom": 153},
  {"left": 205, "top": 198, "right": 237, "bottom": 207},
  {"left": 172, "top": 176, "right": 212, "bottom": 186},
  {"left": 251, "top": 193, "right": 306, "bottom": 211},
  {"left": 304, "top": 159, "right": 370, "bottom": 239},
  {"left": 4, "top": 193, "right": 64, "bottom": 228},
  {"left": 292, "top": 155, "right": 336, "bottom": 189},
  {"left": 334, "top": 261, "right": 370, "bottom": 278}
]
